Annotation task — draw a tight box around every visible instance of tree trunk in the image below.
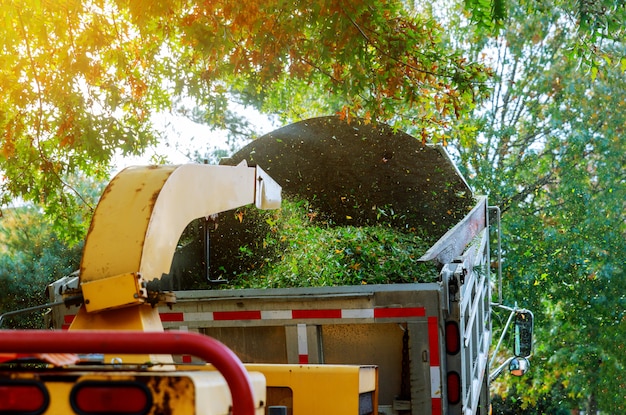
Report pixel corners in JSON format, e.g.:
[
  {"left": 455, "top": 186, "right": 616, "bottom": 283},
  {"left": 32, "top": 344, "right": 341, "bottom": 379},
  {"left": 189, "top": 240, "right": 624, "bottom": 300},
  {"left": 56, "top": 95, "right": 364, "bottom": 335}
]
[{"left": 586, "top": 392, "right": 598, "bottom": 415}]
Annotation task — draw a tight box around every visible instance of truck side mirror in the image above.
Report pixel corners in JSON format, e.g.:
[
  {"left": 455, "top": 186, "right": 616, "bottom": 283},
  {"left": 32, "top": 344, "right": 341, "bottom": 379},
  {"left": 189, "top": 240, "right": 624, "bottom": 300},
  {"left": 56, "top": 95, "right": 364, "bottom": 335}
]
[
  {"left": 509, "top": 356, "right": 530, "bottom": 376},
  {"left": 514, "top": 310, "right": 533, "bottom": 358}
]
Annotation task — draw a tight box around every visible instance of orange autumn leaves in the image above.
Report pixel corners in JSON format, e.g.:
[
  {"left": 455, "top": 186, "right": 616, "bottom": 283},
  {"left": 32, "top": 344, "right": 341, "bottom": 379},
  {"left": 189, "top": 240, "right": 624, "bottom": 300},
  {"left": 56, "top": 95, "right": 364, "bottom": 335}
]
[
  {"left": 0, "top": 0, "right": 489, "bottom": 227},
  {"left": 173, "top": 0, "right": 490, "bottom": 133}
]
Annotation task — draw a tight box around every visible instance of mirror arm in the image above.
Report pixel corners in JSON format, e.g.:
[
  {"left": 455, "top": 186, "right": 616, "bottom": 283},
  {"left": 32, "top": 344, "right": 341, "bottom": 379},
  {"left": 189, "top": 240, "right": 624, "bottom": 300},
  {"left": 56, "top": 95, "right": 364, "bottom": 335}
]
[
  {"left": 489, "top": 356, "right": 514, "bottom": 383},
  {"left": 489, "top": 303, "right": 517, "bottom": 369}
]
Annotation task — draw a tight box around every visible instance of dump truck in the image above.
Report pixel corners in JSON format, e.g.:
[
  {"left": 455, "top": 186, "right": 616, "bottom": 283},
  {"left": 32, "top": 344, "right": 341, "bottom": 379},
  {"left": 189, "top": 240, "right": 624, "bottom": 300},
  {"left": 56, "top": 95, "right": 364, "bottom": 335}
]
[{"left": 1, "top": 116, "right": 532, "bottom": 415}]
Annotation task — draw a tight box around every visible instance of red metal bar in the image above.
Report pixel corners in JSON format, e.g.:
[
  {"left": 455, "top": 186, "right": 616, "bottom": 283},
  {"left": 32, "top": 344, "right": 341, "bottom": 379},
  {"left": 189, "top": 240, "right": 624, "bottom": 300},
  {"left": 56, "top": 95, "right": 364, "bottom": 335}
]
[{"left": 0, "top": 330, "right": 255, "bottom": 415}]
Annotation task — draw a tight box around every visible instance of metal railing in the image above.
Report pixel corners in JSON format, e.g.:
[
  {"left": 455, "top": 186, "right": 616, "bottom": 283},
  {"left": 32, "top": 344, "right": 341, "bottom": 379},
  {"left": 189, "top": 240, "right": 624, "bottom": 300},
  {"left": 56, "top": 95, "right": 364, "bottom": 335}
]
[{"left": 459, "top": 264, "right": 491, "bottom": 415}]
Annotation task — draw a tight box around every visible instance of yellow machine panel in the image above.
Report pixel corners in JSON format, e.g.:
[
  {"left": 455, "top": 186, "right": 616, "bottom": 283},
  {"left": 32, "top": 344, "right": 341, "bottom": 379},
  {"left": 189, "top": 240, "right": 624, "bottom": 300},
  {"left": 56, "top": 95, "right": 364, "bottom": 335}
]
[
  {"left": 0, "top": 370, "right": 266, "bottom": 415},
  {"left": 246, "top": 364, "right": 378, "bottom": 415},
  {"left": 81, "top": 272, "right": 146, "bottom": 313}
]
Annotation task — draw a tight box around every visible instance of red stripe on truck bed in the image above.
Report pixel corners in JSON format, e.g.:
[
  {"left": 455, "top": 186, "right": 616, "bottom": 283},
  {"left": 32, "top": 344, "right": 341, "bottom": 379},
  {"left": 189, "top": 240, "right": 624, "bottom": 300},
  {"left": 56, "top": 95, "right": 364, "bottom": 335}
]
[{"left": 160, "top": 312, "right": 184, "bottom": 322}]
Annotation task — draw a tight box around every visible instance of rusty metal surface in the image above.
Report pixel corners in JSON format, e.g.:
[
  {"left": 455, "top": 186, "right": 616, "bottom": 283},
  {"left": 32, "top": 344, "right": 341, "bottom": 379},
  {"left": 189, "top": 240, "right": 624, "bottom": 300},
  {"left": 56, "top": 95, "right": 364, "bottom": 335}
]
[
  {"left": 81, "top": 164, "right": 269, "bottom": 285},
  {"left": 80, "top": 165, "right": 176, "bottom": 284}
]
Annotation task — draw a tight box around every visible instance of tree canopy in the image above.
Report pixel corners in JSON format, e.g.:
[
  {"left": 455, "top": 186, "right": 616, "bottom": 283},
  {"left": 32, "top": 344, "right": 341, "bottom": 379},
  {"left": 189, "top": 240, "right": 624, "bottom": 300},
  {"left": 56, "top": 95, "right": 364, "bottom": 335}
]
[
  {"left": 1, "top": 0, "right": 494, "bottom": 241},
  {"left": 441, "top": 1, "right": 625, "bottom": 412}
]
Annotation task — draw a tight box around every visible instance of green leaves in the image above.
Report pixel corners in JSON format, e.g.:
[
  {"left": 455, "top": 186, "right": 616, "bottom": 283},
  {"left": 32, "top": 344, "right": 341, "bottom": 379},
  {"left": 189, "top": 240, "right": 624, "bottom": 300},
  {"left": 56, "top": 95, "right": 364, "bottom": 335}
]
[
  {"left": 177, "top": 0, "right": 491, "bottom": 138},
  {"left": 1, "top": 0, "right": 495, "bottom": 238},
  {"left": 464, "top": 0, "right": 507, "bottom": 33},
  {"left": 223, "top": 199, "right": 438, "bottom": 289},
  {"left": 1, "top": 0, "right": 167, "bottom": 236},
  {"left": 449, "top": 1, "right": 626, "bottom": 411},
  {"left": 0, "top": 206, "right": 82, "bottom": 328}
]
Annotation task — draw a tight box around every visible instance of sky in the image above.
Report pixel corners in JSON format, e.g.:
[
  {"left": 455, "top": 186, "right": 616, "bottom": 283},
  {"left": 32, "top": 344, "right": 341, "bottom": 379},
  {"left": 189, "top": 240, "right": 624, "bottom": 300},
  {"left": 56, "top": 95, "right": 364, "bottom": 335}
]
[{"left": 112, "top": 104, "right": 279, "bottom": 174}]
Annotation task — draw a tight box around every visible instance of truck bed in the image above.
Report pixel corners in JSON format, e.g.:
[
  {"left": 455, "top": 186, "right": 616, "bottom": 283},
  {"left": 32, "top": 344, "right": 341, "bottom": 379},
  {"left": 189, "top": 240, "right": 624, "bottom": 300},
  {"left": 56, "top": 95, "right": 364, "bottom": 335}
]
[{"left": 161, "top": 282, "right": 446, "bottom": 413}]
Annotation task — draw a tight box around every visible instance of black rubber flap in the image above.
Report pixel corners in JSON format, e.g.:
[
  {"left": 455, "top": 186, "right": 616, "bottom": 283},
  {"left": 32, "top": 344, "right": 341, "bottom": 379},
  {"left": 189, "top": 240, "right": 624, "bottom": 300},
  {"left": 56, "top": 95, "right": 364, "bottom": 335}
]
[{"left": 223, "top": 116, "right": 473, "bottom": 240}]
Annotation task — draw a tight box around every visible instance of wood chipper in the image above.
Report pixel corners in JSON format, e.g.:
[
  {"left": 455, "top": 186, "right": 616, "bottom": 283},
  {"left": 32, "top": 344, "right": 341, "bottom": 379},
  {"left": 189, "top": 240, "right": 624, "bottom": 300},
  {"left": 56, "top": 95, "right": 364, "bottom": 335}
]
[{"left": 2, "top": 117, "right": 532, "bottom": 415}]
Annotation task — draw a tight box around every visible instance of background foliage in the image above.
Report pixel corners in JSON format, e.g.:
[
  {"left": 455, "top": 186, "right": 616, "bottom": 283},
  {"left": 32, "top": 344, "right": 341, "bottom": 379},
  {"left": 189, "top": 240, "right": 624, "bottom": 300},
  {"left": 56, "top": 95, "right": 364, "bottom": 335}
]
[
  {"left": 0, "top": 206, "right": 82, "bottom": 328},
  {"left": 441, "top": 1, "right": 625, "bottom": 413},
  {"left": 0, "top": 174, "right": 100, "bottom": 327}
]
